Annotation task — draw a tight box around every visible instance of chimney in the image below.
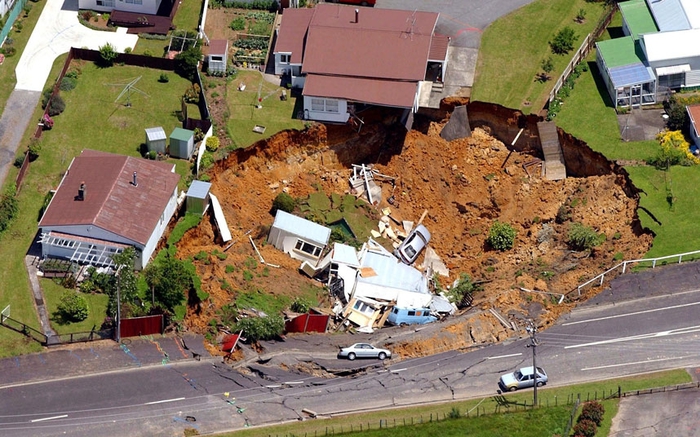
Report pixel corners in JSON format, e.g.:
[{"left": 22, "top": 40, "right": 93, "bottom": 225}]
[
  {"left": 355, "top": 8, "right": 359, "bottom": 23},
  {"left": 78, "top": 182, "right": 86, "bottom": 201},
  {"left": 132, "top": 171, "right": 138, "bottom": 187}
]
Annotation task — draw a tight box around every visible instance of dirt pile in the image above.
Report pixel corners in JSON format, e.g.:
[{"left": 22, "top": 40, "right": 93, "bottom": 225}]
[{"left": 176, "top": 105, "right": 652, "bottom": 358}]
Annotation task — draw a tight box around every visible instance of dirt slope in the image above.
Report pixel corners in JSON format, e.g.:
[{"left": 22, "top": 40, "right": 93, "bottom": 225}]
[{"left": 176, "top": 106, "right": 652, "bottom": 358}]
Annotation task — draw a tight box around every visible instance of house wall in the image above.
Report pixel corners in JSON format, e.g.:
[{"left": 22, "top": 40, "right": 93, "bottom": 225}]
[
  {"left": 147, "top": 138, "right": 166, "bottom": 155},
  {"left": 140, "top": 185, "right": 179, "bottom": 268},
  {"left": 78, "top": 0, "right": 161, "bottom": 15},
  {"left": 303, "top": 96, "right": 349, "bottom": 123},
  {"left": 595, "top": 49, "right": 617, "bottom": 108},
  {"left": 268, "top": 228, "right": 325, "bottom": 264},
  {"left": 274, "top": 52, "right": 291, "bottom": 75},
  {"left": 352, "top": 282, "right": 432, "bottom": 309},
  {"left": 207, "top": 55, "right": 226, "bottom": 74}
]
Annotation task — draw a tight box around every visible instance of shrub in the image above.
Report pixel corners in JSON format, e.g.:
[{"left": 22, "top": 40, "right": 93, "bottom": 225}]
[
  {"left": 98, "top": 43, "right": 118, "bottom": 67},
  {"left": 0, "top": 46, "right": 16, "bottom": 57},
  {"left": 272, "top": 192, "right": 296, "bottom": 214},
  {"left": 199, "top": 151, "right": 214, "bottom": 170},
  {"left": 229, "top": 16, "right": 246, "bottom": 31},
  {"left": 567, "top": 222, "right": 602, "bottom": 251},
  {"left": 60, "top": 76, "right": 78, "bottom": 91},
  {"left": 28, "top": 138, "right": 42, "bottom": 161},
  {"left": 579, "top": 401, "right": 605, "bottom": 426},
  {"left": 647, "top": 130, "right": 698, "bottom": 169},
  {"left": 205, "top": 135, "right": 220, "bottom": 152},
  {"left": 0, "top": 184, "right": 19, "bottom": 233},
  {"left": 14, "top": 154, "right": 25, "bottom": 168},
  {"left": 175, "top": 46, "right": 203, "bottom": 81},
  {"left": 57, "top": 292, "right": 89, "bottom": 322},
  {"left": 550, "top": 26, "right": 576, "bottom": 55},
  {"left": 47, "top": 94, "right": 66, "bottom": 116},
  {"left": 234, "top": 315, "right": 284, "bottom": 342},
  {"left": 290, "top": 297, "right": 312, "bottom": 313},
  {"left": 572, "top": 419, "right": 597, "bottom": 437},
  {"left": 447, "top": 273, "right": 475, "bottom": 308},
  {"left": 42, "top": 114, "right": 54, "bottom": 130},
  {"left": 487, "top": 221, "right": 516, "bottom": 251},
  {"left": 158, "top": 73, "right": 169, "bottom": 83}
]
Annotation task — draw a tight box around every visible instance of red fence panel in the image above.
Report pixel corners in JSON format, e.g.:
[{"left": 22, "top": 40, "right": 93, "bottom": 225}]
[
  {"left": 285, "top": 313, "right": 329, "bottom": 333},
  {"left": 120, "top": 314, "right": 163, "bottom": 338}
]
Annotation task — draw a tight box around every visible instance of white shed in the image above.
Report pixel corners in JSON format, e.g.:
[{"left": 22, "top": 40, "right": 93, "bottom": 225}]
[
  {"left": 207, "top": 39, "right": 229, "bottom": 74},
  {"left": 268, "top": 210, "right": 331, "bottom": 264},
  {"left": 145, "top": 127, "right": 167, "bottom": 154}
]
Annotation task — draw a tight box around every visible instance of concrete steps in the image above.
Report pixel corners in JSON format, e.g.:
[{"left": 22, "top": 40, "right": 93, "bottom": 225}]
[{"left": 537, "top": 121, "right": 566, "bottom": 181}]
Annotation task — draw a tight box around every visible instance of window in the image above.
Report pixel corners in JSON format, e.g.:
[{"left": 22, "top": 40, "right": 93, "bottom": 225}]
[
  {"left": 408, "top": 311, "right": 416, "bottom": 316},
  {"left": 310, "top": 98, "right": 340, "bottom": 114},
  {"left": 295, "top": 239, "right": 322, "bottom": 257},
  {"left": 353, "top": 301, "right": 374, "bottom": 316},
  {"left": 97, "top": 0, "right": 115, "bottom": 6},
  {"left": 280, "top": 54, "right": 291, "bottom": 63}
]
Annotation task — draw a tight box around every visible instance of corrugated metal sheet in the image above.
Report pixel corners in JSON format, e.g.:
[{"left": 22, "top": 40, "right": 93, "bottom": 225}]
[
  {"left": 186, "top": 180, "right": 211, "bottom": 200},
  {"left": 145, "top": 127, "right": 166, "bottom": 141},
  {"left": 357, "top": 250, "right": 429, "bottom": 294},
  {"left": 649, "top": 0, "right": 690, "bottom": 32},
  {"left": 272, "top": 210, "right": 331, "bottom": 246},
  {"left": 642, "top": 28, "right": 700, "bottom": 62},
  {"left": 303, "top": 74, "right": 416, "bottom": 108},
  {"left": 685, "top": 70, "right": 700, "bottom": 86}
]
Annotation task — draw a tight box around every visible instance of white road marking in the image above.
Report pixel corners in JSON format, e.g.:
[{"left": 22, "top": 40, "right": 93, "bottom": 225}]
[
  {"left": 582, "top": 356, "right": 684, "bottom": 371},
  {"left": 30, "top": 414, "right": 68, "bottom": 422},
  {"left": 563, "top": 301, "right": 700, "bottom": 326},
  {"left": 144, "top": 397, "right": 185, "bottom": 405},
  {"left": 565, "top": 325, "right": 700, "bottom": 349},
  {"left": 487, "top": 353, "right": 522, "bottom": 360}
]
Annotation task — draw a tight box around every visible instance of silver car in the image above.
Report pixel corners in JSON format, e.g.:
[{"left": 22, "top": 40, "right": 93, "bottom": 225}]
[
  {"left": 337, "top": 343, "right": 391, "bottom": 361},
  {"left": 393, "top": 224, "right": 431, "bottom": 265},
  {"left": 498, "top": 366, "right": 548, "bottom": 392}
]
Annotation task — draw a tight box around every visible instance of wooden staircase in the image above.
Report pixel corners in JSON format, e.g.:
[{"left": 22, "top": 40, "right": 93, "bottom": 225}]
[{"left": 537, "top": 121, "right": 566, "bottom": 181}]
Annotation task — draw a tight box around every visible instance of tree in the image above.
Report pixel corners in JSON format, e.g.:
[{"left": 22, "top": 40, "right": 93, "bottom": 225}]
[
  {"left": 110, "top": 248, "right": 139, "bottom": 316},
  {"left": 175, "top": 46, "right": 203, "bottom": 81},
  {"left": 550, "top": 27, "right": 576, "bottom": 55},
  {"left": 487, "top": 221, "right": 516, "bottom": 251},
  {"left": 539, "top": 57, "right": 554, "bottom": 82},
  {"left": 98, "top": 43, "right": 118, "bottom": 67},
  {"left": 447, "top": 273, "right": 476, "bottom": 308},
  {"left": 575, "top": 8, "right": 587, "bottom": 23},
  {"left": 664, "top": 96, "right": 688, "bottom": 131},
  {"left": 57, "top": 292, "right": 89, "bottom": 322},
  {"left": 143, "top": 253, "right": 192, "bottom": 310}
]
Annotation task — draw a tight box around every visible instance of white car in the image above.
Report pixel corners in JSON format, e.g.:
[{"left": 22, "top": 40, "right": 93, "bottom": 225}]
[
  {"left": 499, "top": 366, "right": 548, "bottom": 392},
  {"left": 337, "top": 343, "right": 391, "bottom": 361}
]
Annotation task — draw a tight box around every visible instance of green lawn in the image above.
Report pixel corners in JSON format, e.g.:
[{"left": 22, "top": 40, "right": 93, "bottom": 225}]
[
  {"left": 220, "top": 370, "right": 690, "bottom": 437},
  {"left": 172, "top": 0, "right": 203, "bottom": 32},
  {"left": 42, "top": 279, "right": 109, "bottom": 335},
  {"left": 225, "top": 70, "right": 304, "bottom": 148},
  {"left": 131, "top": 37, "right": 170, "bottom": 57},
  {"left": 472, "top": 0, "right": 607, "bottom": 114}
]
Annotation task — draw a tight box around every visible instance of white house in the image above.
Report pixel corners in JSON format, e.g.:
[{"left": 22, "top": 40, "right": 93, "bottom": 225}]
[
  {"left": 268, "top": 210, "right": 331, "bottom": 265},
  {"left": 38, "top": 150, "right": 181, "bottom": 270},
  {"left": 273, "top": 4, "right": 448, "bottom": 128},
  {"left": 79, "top": 0, "right": 163, "bottom": 15}
]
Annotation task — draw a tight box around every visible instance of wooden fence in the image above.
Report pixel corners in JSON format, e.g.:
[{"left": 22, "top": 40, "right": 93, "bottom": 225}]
[{"left": 120, "top": 314, "right": 164, "bottom": 338}]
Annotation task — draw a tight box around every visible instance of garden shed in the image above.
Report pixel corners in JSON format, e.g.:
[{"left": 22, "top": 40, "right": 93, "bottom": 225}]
[
  {"left": 170, "top": 127, "right": 195, "bottom": 159},
  {"left": 268, "top": 210, "right": 331, "bottom": 264},
  {"left": 186, "top": 180, "right": 211, "bottom": 216},
  {"left": 207, "top": 39, "right": 229, "bottom": 74},
  {"left": 145, "top": 127, "right": 167, "bottom": 154}
]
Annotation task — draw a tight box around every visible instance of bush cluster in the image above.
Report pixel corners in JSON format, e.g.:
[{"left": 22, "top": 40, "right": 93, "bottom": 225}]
[
  {"left": 234, "top": 315, "right": 284, "bottom": 342},
  {"left": 272, "top": 192, "right": 296, "bottom": 214},
  {"left": 0, "top": 185, "right": 18, "bottom": 233},
  {"left": 567, "top": 222, "right": 603, "bottom": 251},
  {"left": 487, "top": 221, "right": 516, "bottom": 251},
  {"left": 57, "top": 292, "right": 89, "bottom": 322},
  {"left": 573, "top": 401, "right": 605, "bottom": 437}
]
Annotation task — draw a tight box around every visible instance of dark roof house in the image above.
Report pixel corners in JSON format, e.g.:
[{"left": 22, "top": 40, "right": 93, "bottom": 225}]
[
  {"left": 39, "top": 150, "right": 181, "bottom": 269},
  {"left": 273, "top": 4, "right": 448, "bottom": 128}
]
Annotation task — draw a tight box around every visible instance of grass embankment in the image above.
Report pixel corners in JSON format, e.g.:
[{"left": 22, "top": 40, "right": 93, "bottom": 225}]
[
  {"left": 220, "top": 370, "right": 690, "bottom": 437},
  {"left": 472, "top": 0, "right": 606, "bottom": 114}
]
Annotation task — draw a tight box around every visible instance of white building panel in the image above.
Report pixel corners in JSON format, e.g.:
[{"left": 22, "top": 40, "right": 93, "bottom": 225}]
[{"left": 642, "top": 29, "right": 700, "bottom": 63}]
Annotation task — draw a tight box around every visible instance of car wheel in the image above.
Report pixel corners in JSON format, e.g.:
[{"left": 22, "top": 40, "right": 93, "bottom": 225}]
[
  {"left": 348, "top": 352, "right": 356, "bottom": 361},
  {"left": 378, "top": 352, "right": 386, "bottom": 360},
  {"left": 508, "top": 386, "right": 518, "bottom": 392},
  {"left": 536, "top": 381, "right": 545, "bottom": 387},
  {"left": 399, "top": 323, "right": 408, "bottom": 327}
]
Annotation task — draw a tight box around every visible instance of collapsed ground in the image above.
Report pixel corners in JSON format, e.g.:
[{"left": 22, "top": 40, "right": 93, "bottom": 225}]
[{"left": 176, "top": 103, "right": 652, "bottom": 361}]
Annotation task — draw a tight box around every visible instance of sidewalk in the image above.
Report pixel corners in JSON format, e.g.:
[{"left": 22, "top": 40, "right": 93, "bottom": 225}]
[{"left": 0, "top": 333, "right": 211, "bottom": 388}]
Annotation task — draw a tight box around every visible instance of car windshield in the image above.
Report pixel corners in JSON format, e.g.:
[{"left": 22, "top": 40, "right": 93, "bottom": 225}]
[
  {"left": 404, "top": 245, "right": 417, "bottom": 258},
  {"left": 513, "top": 370, "right": 522, "bottom": 379}
]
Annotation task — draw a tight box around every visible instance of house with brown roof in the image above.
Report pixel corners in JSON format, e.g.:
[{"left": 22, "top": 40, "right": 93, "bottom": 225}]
[
  {"left": 38, "top": 150, "right": 181, "bottom": 270},
  {"left": 273, "top": 4, "right": 448, "bottom": 128}
]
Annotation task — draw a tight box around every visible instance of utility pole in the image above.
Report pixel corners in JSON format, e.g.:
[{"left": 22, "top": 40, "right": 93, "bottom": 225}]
[
  {"left": 116, "top": 265, "right": 124, "bottom": 343},
  {"left": 526, "top": 320, "right": 539, "bottom": 408}
]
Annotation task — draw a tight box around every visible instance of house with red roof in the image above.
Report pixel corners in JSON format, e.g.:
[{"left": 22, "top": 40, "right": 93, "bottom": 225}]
[
  {"left": 688, "top": 104, "right": 700, "bottom": 149},
  {"left": 273, "top": 4, "right": 449, "bottom": 128},
  {"left": 38, "top": 150, "right": 181, "bottom": 270}
]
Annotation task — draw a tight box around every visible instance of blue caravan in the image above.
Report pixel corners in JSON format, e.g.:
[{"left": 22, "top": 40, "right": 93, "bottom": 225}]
[{"left": 387, "top": 307, "right": 437, "bottom": 326}]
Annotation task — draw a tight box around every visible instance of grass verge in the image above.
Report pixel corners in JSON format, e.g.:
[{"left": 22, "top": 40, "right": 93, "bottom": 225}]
[{"left": 42, "top": 279, "right": 109, "bottom": 335}]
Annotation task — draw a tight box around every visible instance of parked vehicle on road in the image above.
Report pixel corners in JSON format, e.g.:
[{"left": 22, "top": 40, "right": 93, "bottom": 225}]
[
  {"left": 498, "top": 366, "right": 548, "bottom": 392},
  {"left": 393, "top": 224, "right": 431, "bottom": 265},
  {"left": 338, "top": 343, "right": 391, "bottom": 361}
]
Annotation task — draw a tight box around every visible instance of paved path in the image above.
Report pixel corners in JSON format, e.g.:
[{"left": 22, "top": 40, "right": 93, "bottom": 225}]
[{"left": 0, "top": 0, "right": 138, "bottom": 190}]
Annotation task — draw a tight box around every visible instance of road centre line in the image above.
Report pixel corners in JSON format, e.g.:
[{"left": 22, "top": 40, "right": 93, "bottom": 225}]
[
  {"left": 30, "top": 414, "right": 68, "bottom": 422},
  {"left": 581, "top": 356, "right": 684, "bottom": 371},
  {"left": 487, "top": 353, "right": 523, "bottom": 360},
  {"left": 563, "top": 301, "right": 700, "bottom": 326},
  {"left": 565, "top": 325, "right": 700, "bottom": 349},
  {"left": 145, "top": 397, "right": 185, "bottom": 405}
]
